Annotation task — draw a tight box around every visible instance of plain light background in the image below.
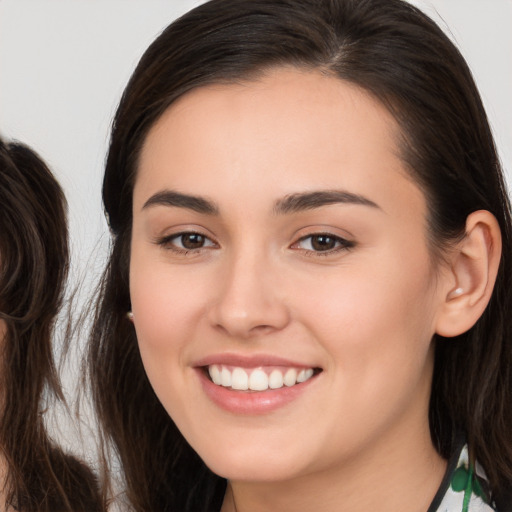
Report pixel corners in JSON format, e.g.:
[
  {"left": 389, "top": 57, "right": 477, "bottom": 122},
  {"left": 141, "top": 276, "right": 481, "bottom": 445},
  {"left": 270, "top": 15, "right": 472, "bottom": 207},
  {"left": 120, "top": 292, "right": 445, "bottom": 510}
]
[{"left": 1, "top": 0, "right": 511, "bottom": 458}]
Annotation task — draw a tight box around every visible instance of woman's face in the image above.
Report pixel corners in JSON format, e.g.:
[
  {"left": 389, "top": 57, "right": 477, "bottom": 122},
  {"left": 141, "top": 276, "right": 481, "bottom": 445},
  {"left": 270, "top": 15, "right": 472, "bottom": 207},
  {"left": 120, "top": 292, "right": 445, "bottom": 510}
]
[{"left": 130, "top": 68, "right": 449, "bottom": 482}]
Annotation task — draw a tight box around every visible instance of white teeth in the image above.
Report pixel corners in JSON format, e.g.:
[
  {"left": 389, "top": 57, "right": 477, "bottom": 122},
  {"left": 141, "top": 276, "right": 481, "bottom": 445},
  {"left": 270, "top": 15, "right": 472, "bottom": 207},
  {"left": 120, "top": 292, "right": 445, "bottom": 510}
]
[
  {"left": 283, "top": 368, "right": 297, "bottom": 387},
  {"left": 231, "top": 368, "right": 249, "bottom": 390},
  {"left": 297, "top": 368, "right": 314, "bottom": 383},
  {"left": 249, "top": 369, "right": 269, "bottom": 391},
  {"left": 268, "top": 369, "right": 284, "bottom": 389},
  {"left": 221, "top": 367, "right": 232, "bottom": 387},
  {"left": 209, "top": 365, "right": 222, "bottom": 385},
  {"left": 207, "top": 365, "right": 316, "bottom": 391}
]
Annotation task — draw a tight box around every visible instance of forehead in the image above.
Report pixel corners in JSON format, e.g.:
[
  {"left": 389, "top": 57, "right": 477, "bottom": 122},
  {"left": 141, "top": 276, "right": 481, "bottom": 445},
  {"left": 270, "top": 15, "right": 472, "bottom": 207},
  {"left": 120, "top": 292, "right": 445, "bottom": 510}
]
[
  {"left": 135, "top": 67, "right": 424, "bottom": 220},
  {"left": 142, "top": 67, "right": 401, "bottom": 162}
]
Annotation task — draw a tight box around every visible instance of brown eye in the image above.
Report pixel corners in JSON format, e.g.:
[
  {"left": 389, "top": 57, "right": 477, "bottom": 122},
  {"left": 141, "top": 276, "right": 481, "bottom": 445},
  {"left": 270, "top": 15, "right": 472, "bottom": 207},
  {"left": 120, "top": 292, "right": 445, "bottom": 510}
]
[
  {"left": 157, "top": 231, "right": 216, "bottom": 252},
  {"left": 310, "top": 235, "right": 337, "bottom": 251},
  {"left": 295, "top": 233, "right": 354, "bottom": 254},
  {"left": 180, "top": 233, "right": 207, "bottom": 249}
]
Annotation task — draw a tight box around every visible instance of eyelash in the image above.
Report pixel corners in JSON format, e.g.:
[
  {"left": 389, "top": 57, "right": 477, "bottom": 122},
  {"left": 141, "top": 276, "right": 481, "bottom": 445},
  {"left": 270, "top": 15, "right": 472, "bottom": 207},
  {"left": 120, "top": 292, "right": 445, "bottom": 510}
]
[
  {"left": 155, "top": 231, "right": 217, "bottom": 255},
  {"left": 155, "top": 231, "right": 354, "bottom": 257},
  {"left": 292, "top": 233, "right": 355, "bottom": 256}
]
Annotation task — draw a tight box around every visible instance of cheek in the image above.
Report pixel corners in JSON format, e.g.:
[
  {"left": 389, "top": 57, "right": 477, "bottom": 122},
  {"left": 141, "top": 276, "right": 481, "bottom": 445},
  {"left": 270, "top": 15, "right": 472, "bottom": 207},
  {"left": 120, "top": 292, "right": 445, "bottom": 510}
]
[
  {"left": 129, "top": 268, "right": 199, "bottom": 419},
  {"left": 293, "top": 244, "right": 438, "bottom": 381},
  {"left": 309, "top": 259, "right": 432, "bottom": 317},
  {"left": 129, "top": 249, "right": 214, "bottom": 385},
  {"left": 288, "top": 253, "right": 438, "bottom": 448}
]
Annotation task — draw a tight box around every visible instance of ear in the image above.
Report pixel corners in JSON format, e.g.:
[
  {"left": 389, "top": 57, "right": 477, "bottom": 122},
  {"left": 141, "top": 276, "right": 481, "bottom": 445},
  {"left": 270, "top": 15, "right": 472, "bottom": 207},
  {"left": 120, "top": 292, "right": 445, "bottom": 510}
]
[{"left": 435, "top": 210, "right": 502, "bottom": 337}]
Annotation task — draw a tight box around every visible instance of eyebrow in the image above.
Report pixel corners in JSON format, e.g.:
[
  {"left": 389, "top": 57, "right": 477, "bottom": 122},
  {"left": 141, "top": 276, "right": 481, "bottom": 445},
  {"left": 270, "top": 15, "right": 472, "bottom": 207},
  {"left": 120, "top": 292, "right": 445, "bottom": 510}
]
[
  {"left": 273, "top": 190, "right": 380, "bottom": 214},
  {"left": 143, "top": 190, "right": 219, "bottom": 215},
  {"left": 142, "top": 189, "right": 380, "bottom": 215}
]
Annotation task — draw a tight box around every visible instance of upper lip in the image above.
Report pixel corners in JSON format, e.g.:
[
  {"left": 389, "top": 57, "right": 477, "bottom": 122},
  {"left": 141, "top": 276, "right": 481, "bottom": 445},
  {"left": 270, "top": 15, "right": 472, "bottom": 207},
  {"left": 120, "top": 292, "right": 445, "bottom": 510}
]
[{"left": 192, "top": 353, "right": 320, "bottom": 369}]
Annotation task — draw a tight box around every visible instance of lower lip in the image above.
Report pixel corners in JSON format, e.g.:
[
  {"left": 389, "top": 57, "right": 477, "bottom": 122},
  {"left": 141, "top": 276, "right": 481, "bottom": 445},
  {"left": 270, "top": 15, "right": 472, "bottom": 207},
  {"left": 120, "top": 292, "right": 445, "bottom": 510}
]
[{"left": 197, "top": 369, "right": 319, "bottom": 415}]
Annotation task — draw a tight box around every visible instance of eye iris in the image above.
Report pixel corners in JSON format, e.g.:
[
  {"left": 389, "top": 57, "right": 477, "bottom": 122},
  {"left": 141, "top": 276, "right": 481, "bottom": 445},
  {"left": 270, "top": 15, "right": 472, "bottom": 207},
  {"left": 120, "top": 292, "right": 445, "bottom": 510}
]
[
  {"left": 181, "top": 233, "right": 205, "bottom": 249},
  {"left": 311, "top": 235, "right": 336, "bottom": 251}
]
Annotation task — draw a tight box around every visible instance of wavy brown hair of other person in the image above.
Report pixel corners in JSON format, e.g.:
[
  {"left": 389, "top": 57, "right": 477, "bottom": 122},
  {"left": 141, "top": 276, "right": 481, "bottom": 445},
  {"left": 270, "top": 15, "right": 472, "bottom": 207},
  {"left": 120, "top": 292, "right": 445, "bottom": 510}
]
[
  {"left": 89, "top": 0, "right": 512, "bottom": 510},
  {"left": 0, "top": 138, "right": 102, "bottom": 511}
]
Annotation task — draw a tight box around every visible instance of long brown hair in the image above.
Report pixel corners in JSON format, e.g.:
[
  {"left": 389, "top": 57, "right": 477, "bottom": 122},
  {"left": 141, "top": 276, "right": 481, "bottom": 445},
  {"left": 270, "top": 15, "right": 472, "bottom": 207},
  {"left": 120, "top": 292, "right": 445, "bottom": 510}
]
[
  {"left": 89, "top": 0, "right": 512, "bottom": 510},
  {"left": 0, "top": 138, "right": 101, "bottom": 511}
]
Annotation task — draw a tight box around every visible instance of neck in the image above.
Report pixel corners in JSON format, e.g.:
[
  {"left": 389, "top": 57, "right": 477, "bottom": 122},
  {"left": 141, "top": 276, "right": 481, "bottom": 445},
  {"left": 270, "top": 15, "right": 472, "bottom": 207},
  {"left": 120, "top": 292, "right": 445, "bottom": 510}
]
[{"left": 221, "top": 423, "right": 446, "bottom": 512}]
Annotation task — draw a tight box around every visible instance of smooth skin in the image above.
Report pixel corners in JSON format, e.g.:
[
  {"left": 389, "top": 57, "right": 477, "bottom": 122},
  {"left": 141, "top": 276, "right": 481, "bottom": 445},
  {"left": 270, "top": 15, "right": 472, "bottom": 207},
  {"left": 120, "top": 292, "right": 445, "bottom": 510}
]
[{"left": 129, "top": 68, "right": 500, "bottom": 512}]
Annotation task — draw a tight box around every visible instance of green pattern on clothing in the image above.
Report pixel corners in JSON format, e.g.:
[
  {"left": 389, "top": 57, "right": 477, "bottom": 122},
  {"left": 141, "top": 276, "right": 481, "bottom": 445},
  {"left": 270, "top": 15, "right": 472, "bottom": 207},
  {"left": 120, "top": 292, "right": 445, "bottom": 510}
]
[{"left": 434, "top": 445, "right": 496, "bottom": 512}]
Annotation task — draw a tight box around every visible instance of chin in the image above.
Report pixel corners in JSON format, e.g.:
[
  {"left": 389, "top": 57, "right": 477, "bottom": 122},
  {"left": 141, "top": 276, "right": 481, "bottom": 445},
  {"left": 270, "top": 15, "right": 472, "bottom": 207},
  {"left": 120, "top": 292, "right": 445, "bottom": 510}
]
[
  {"left": 193, "top": 438, "right": 314, "bottom": 483},
  {"left": 207, "top": 458, "right": 301, "bottom": 483}
]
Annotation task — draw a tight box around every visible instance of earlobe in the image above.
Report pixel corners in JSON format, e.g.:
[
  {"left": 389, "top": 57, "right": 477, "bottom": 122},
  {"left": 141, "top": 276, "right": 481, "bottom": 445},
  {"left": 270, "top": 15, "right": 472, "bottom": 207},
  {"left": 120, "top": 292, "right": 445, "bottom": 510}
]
[{"left": 435, "top": 210, "right": 502, "bottom": 338}]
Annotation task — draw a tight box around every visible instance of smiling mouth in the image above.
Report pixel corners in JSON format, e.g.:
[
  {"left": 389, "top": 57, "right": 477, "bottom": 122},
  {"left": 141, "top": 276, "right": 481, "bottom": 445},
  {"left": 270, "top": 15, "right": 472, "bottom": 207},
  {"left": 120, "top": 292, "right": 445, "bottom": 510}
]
[{"left": 205, "top": 365, "right": 322, "bottom": 392}]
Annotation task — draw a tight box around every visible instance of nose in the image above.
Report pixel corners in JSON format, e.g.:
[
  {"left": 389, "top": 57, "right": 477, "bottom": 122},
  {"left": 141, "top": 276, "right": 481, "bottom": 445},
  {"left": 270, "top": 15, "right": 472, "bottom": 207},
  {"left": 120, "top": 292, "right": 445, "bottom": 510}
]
[{"left": 207, "top": 249, "right": 290, "bottom": 339}]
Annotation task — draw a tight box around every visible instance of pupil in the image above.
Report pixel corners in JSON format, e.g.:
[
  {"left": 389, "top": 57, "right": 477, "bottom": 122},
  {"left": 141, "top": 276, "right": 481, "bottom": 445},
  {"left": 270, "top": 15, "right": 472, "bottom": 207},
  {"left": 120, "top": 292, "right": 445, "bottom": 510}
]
[
  {"left": 182, "top": 233, "right": 205, "bottom": 249},
  {"left": 311, "top": 235, "right": 335, "bottom": 251}
]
